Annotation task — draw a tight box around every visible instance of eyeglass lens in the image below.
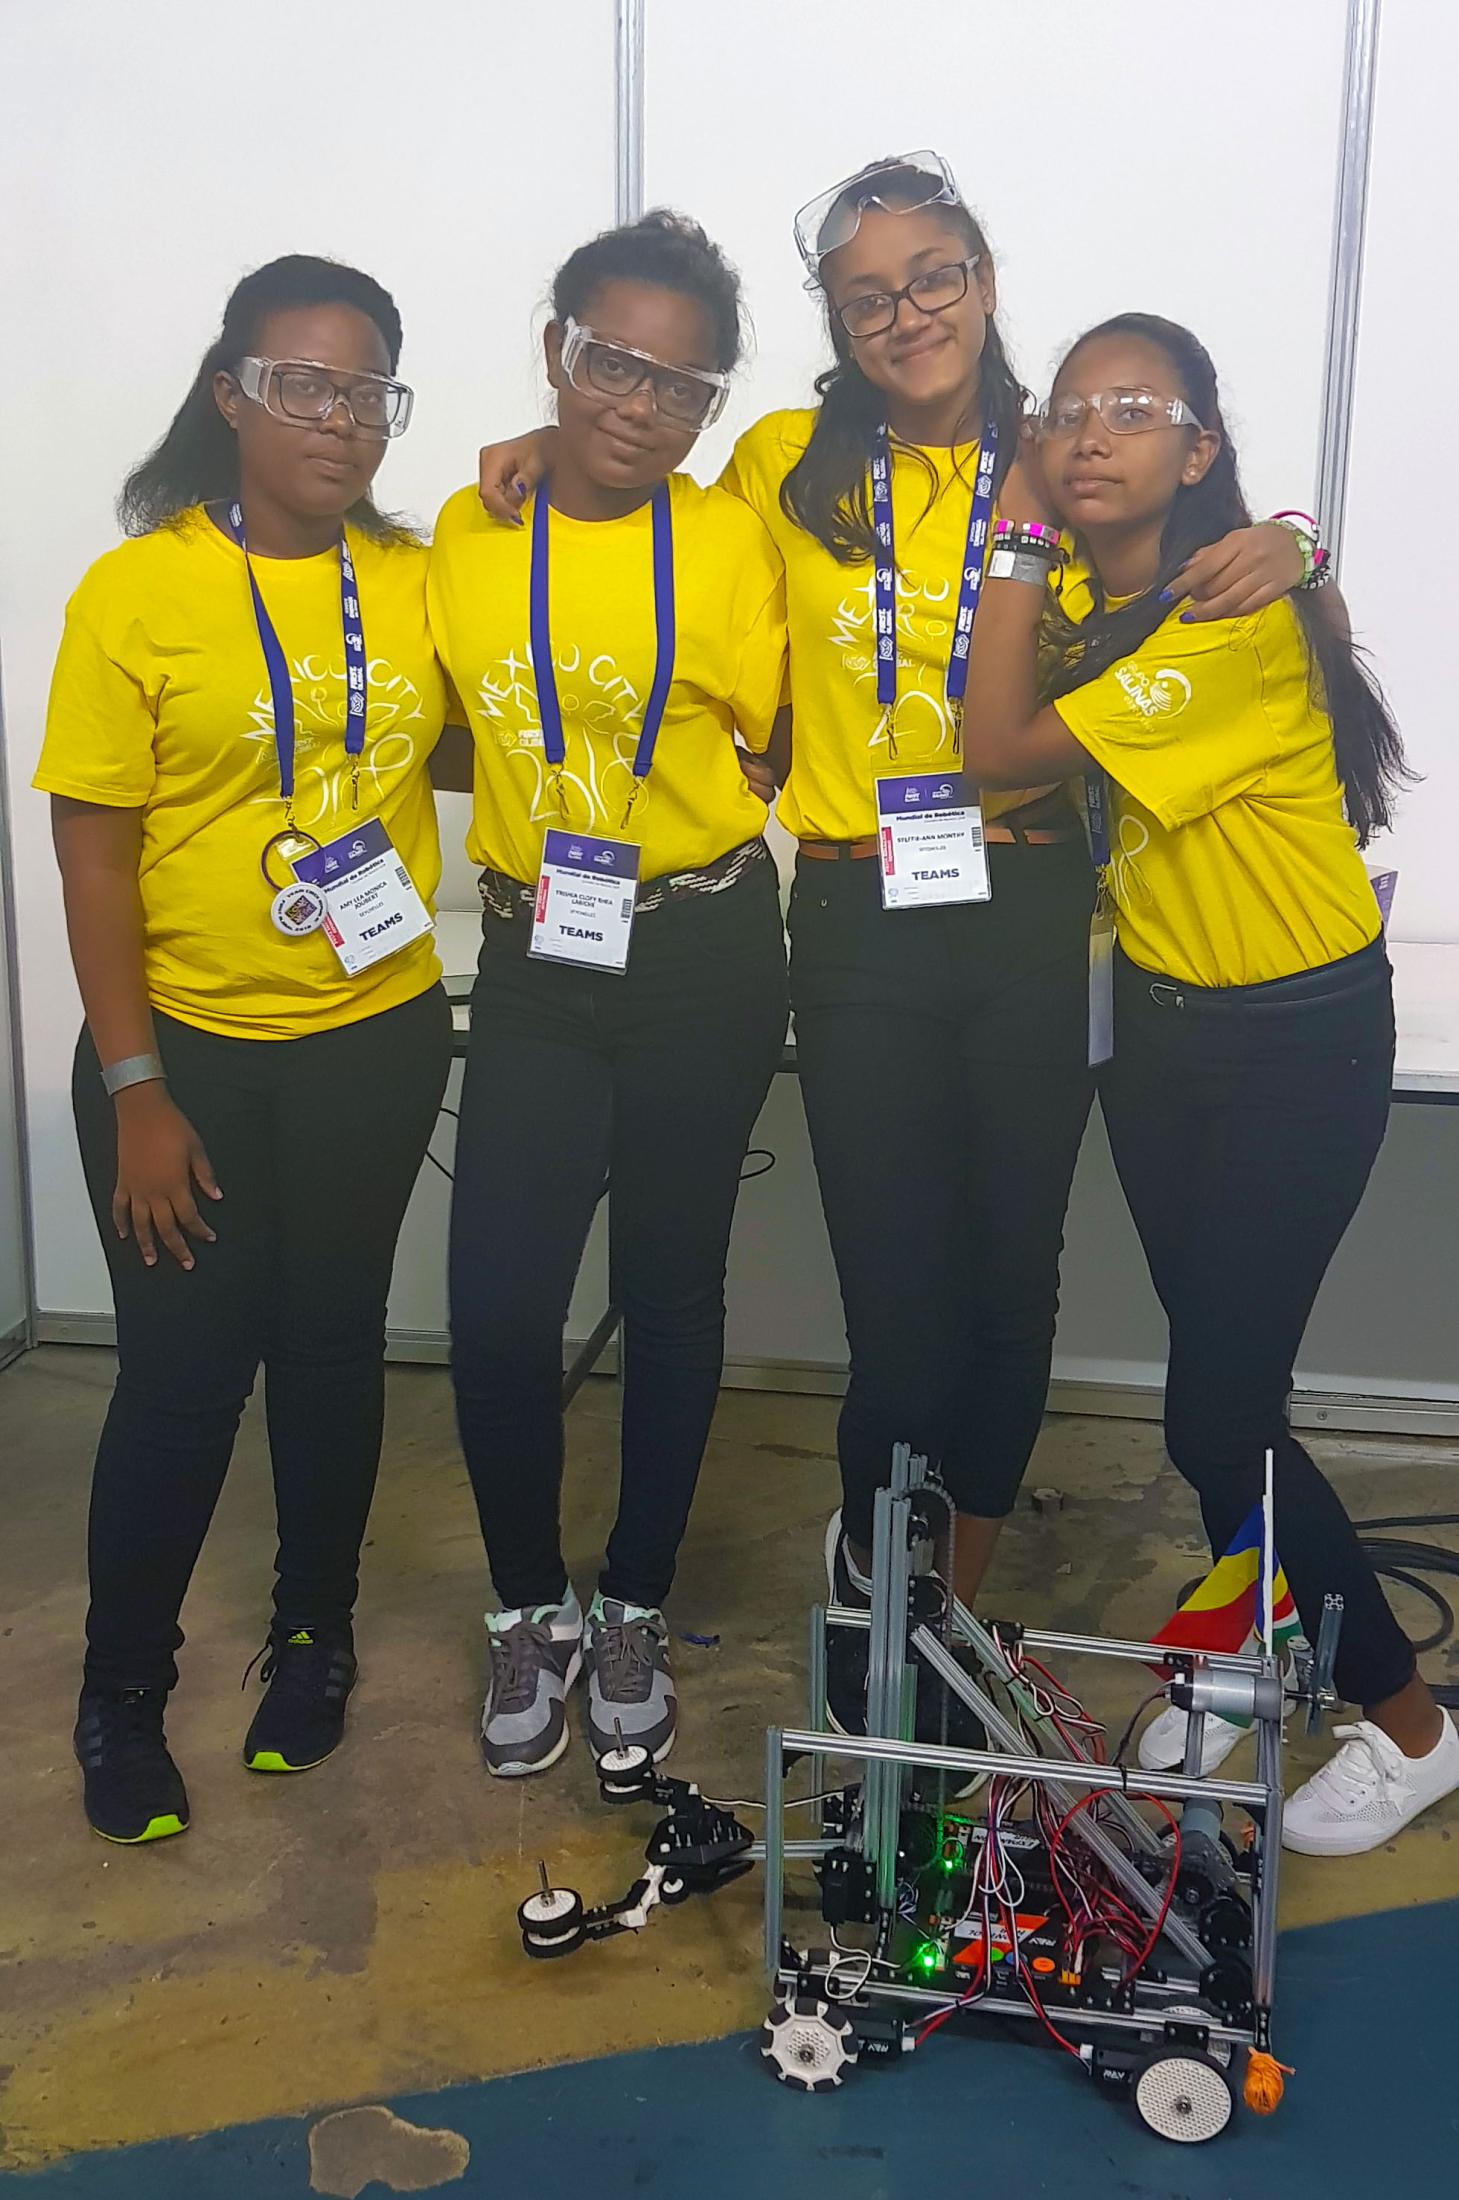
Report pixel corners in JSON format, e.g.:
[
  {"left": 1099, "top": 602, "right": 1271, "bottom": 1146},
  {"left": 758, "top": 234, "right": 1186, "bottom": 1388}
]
[{"left": 838, "top": 261, "right": 971, "bottom": 339}]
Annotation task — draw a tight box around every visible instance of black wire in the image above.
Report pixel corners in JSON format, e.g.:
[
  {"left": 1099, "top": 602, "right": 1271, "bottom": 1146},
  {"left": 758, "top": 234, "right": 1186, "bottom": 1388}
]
[
  {"left": 423, "top": 1150, "right": 453, "bottom": 1183},
  {"left": 740, "top": 1149, "right": 776, "bottom": 1182}
]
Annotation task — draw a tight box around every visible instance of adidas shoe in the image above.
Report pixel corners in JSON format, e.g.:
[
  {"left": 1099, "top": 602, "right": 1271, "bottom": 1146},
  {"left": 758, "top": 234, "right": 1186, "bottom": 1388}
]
[
  {"left": 243, "top": 1625, "right": 357, "bottom": 1773},
  {"left": 74, "top": 1685, "right": 189, "bottom": 1844}
]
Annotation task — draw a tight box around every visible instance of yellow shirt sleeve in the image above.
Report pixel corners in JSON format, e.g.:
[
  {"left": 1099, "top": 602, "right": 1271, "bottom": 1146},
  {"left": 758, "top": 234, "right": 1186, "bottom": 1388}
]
[
  {"left": 1052, "top": 610, "right": 1286, "bottom": 829},
  {"left": 35, "top": 576, "right": 159, "bottom": 808}
]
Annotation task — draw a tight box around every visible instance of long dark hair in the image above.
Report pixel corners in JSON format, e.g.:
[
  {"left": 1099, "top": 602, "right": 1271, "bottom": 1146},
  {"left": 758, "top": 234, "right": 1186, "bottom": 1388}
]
[
  {"left": 780, "top": 165, "right": 1028, "bottom": 563},
  {"left": 118, "top": 254, "right": 412, "bottom": 542},
  {"left": 1043, "top": 313, "right": 1410, "bottom": 845},
  {"left": 551, "top": 209, "right": 745, "bottom": 371}
]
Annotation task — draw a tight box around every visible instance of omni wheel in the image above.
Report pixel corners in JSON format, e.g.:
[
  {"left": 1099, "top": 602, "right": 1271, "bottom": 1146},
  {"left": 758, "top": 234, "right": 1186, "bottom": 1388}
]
[
  {"left": 760, "top": 1997, "right": 859, "bottom": 2093},
  {"left": 597, "top": 1743, "right": 654, "bottom": 1803},
  {"left": 518, "top": 1885, "right": 586, "bottom": 1959},
  {"left": 1133, "top": 2050, "right": 1236, "bottom": 2143}
]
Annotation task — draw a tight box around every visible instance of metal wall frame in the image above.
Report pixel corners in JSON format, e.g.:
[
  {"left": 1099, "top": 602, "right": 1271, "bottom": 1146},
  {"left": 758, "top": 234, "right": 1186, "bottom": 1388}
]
[
  {"left": 0, "top": 667, "right": 37, "bottom": 1365},
  {"left": 615, "top": 0, "right": 645, "bottom": 226},
  {"left": 1316, "top": 0, "right": 1382, "bottom": 571}
]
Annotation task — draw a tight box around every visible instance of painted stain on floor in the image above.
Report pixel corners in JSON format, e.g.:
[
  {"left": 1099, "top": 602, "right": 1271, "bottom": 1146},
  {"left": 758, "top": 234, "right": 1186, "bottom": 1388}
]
[{"left": 307, "top": 2105, "right": 469, "bottom": 2196}]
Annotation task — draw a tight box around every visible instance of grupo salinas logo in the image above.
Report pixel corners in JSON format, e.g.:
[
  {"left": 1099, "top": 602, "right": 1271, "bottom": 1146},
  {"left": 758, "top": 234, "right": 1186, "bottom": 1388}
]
[{"left": 1114, "top": 665, "right": 1193, "bottom": 719}]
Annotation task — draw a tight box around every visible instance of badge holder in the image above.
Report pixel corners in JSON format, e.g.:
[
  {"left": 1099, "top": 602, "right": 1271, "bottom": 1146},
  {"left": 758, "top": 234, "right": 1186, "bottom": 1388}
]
[
  {"left": 530, "top": 827, "right": 641, "bottom": 973},
  {"left": 290, "top": 817, "right": 434, "bottom": 977},
  {"left": 875, "top": 771, "right": 991, "bottom": 912}
]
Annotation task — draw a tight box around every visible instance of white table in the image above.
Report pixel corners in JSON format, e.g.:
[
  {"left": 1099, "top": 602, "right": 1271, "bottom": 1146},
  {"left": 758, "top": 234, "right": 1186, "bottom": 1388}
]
[{"left": 1389, "top": 941, "right": 1459, "bottom": 1103}]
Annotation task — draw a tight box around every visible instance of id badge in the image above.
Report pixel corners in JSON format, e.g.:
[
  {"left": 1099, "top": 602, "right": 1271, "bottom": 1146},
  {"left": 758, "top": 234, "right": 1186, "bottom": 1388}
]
[
  {"left": 291, "top": 817, "right": 433, "bottom": 977},
  {"left": 875, "top": 772, "right": 991, "bottom": 911},
  {"left": 1088, "top": 905, "right": 1116, "bottom": 1068},
  {"left": 1366, "top": 867, "right": 1398, "bottom": 934},
  {"left": 530, "top": 827, "right": 640, "bottom": 973}
]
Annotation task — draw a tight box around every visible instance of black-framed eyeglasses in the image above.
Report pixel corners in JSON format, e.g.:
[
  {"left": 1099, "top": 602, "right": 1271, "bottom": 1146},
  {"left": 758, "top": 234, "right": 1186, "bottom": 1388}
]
[{"left": 833, "top": 255, "right": 981, "bottom": 341}]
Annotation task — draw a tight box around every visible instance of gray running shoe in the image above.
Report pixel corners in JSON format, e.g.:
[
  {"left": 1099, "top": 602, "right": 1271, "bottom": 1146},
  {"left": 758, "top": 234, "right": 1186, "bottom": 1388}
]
[
  {"left": 481, "top": 1594, "right": 584, "bottom": 1778},
  {"left": 585, "top": 1595, "right": 677, "bottom": 1765}
]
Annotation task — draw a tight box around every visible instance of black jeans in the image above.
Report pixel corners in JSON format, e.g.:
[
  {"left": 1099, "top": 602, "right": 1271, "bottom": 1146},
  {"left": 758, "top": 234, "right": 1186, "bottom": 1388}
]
[
  {"left": 450, "top": 851, "right": 789, "bottom": 1612},
  {"left": 1100, "top": 940, "right": 1414, "bottom": 1708},
  {"left": 789, "top": 840, "right": 1097, "bottom": 1546},
  {"left": 73, "top": 985, "right": 453, "bottom": 1691}
]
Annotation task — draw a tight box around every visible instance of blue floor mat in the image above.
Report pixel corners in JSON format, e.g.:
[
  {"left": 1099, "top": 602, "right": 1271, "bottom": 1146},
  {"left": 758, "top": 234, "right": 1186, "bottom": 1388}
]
[{"left": 9, "top": 1897, "right": 1457, "bottom": 2197}]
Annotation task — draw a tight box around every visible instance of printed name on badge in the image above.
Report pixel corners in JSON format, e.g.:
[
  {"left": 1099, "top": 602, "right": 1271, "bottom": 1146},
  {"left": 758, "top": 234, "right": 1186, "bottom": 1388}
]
[
  {"left": 875, "top": 772, "right": 991, "bottom": 911},
  {"left": 291, "top": 817, "right": 433, "bottom": 977}
]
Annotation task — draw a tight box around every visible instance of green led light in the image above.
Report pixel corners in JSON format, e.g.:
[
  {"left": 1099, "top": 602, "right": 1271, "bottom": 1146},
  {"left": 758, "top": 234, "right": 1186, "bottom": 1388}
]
[{"left": 915, "top": 1943, "right": 941, "bottom": 1973}]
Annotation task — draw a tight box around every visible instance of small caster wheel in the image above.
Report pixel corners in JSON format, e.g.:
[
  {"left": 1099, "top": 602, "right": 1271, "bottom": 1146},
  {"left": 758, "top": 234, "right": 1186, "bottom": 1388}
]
[
  {"left": 660, "top": 1874, "right": 692, "bottom": 1907},
  {"left": 597, "top": 1742, "right": 654, "bottom": 1803},
  {"left": 1132, "top": 2050, "right": 1235, "bottom": 2143},
  {"left": 519, "top": 1885, "right": 586, "bottom": 1960},
  {"left": 760, "top": 1997, "right": 859, "bottom": 2092}
]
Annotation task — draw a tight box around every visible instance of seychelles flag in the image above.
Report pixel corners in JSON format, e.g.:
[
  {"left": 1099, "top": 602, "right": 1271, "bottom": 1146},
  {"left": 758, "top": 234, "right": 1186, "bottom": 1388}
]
[{"left": 1152, "top": 1503, "right": 1300, "bottom": 1660}]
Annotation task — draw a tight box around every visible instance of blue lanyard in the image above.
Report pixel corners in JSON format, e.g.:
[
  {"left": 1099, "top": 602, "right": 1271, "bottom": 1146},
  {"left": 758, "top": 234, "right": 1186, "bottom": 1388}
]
[
  {"left": 221, "top": 502, "right": 367, "bottom": 813},
  {"left": 1084, "top": 769, "right": 1111, "bottom": 870},
  {"left": 870, "top": 415, "right": 998, "bottom": 732},
  {"left": 529, "top": 481, "right": 676, "bottom": 817}
]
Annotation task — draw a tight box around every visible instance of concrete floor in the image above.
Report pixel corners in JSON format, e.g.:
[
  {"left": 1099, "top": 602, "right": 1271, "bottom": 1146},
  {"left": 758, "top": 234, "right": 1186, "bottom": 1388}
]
[{"left": 3, "top": 1344, "right": 1458, "bottom": 2174}]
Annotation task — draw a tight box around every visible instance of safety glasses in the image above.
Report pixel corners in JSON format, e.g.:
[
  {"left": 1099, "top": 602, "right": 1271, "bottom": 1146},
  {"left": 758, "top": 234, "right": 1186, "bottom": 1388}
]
[
  {"left": 1036, "top": 390, "right": 1207, "bottom": 439},
  {"left": 237, "top": 356, "right": 414, "bottom": 438},
  {"left": 560, "top": 319, "right": 730, "bottom": 431},
  {"left": 794, "top": 150, "right": 963, "bottom": 279}
]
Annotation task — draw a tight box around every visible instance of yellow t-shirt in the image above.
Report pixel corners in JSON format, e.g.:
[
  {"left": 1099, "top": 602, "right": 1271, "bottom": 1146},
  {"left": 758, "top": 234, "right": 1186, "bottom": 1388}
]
[
  {"left": 1049, "top": 568, "right": 1380, "bottom": 987},
  {"left": 720, "top": 407, "right": 1060, "bottom": 840},
  {"left": 427, "top": 474, "right": 786, "bottom": 883},
  {"left": 35, "top": 511, "right": 447, "bottom": 1039}
]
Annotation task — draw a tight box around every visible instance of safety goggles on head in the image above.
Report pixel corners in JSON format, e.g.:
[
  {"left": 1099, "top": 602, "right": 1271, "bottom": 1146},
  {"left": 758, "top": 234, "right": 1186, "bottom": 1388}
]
[
  {"left": 237, "top": 356, "right": 414, "bottom": 438},
  {"left": 793, "top": 150, "right": 963, "bottom": 280},
  {"left": 560, "top": 317, "right": 730, "bottom": 431},
  {"left": 1036, "top": 389, "right": 1206, "bottom": 439},
  {"left": 834, "top": 254, "right": 981, "bottom": 341}
]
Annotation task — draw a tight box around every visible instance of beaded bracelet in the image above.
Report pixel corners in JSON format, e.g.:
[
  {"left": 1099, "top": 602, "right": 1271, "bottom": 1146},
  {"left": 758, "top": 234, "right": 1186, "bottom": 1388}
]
[
  {"left": 992, "top": 519, "right": 1065, "bottom": 558},
  {"left": 1269, "top": 511, "right": 1332, "bottom": 591}
]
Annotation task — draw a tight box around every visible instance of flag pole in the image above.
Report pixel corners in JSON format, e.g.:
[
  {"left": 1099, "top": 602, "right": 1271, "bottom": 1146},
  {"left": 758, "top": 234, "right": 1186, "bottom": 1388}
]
[{"left": 1262, "top": 1446, "right": 1276, "bottom": 1658}]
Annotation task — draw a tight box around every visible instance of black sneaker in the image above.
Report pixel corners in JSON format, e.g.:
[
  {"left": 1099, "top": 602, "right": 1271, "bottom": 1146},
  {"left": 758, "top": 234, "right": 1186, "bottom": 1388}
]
[
  {"left": 74, "top": 1686, "right": 190, "bottom": 1844},
  {"left": 242, "top": 1626, "right": 357, "bottom": 1773},
  {"left": 822, "top": 1513, "right": 987, "bottom": 1767},
  {"left": 824, "top": 1511, "right": 872, "bottom": 1738}
]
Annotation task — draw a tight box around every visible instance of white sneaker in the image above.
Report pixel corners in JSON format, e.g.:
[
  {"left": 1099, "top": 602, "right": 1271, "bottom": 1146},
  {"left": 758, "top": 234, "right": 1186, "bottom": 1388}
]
[
  {"left": 1282, "top": 1710, "right": 1459, "bottom": 1856},
  {"left": 1138, "top": 1701, "right": 1250, "bottom": 1777}
]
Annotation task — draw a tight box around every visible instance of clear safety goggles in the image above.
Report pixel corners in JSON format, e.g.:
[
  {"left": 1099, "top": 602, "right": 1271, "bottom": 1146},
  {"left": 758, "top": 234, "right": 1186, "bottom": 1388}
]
[
  {"left": 793, "top": 149, "right": 963, "bottom": 279},
  {"left": 560, "top": 318, "right": 730, "bottom": 431},
  {"left": 1036, "top": 389, "right": 1207, "bottom": 439},
  {"left": 237, "top": 356, "right": 414, "bottom": 438}
]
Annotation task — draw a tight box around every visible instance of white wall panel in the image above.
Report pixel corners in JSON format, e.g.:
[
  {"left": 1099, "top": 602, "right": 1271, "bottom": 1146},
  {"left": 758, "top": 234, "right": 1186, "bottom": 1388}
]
[
  {"left": 1337, "top": 0, "right": 1458, "bottom": 944},
  {"left": 0, "top": 0, "right": 614, "bottom": 1317},
  {"left": 644, "top": 0, "right": 1346, "bottom": 514}
]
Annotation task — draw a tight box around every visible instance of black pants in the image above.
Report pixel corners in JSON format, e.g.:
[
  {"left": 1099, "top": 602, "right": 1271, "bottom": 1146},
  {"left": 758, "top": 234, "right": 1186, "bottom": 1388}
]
[
  {"left": 450, "top": 853, "right": 788, "bottom": 1612},
  {"left": 789, "top": 841, "right": 1097, "bottom": 1546},
  {"left": 1100, "top": 940, "right": 1414, "bottom": 1708},
  {"left": 73, "top": 985, "right": 453, "bottom": 1691}
]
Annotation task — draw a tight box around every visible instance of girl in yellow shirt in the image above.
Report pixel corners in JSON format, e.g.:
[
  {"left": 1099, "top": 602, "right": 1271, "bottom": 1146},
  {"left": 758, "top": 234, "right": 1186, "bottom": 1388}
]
[
  {"left": 477, "top": 156, "right": 1306, "bottom": 1746},
  {"left": 35, "top": 256, "right": 456, "bottom": 1844},
  {"left": 428, "top": 214, "right": 789, "bottom": 1779},
  {"left": 962, "top": 311, "right": 1457, "bottom": 1856}
]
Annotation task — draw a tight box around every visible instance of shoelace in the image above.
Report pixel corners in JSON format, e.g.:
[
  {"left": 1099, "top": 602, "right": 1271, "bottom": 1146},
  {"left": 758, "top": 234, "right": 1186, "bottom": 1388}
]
[
  {"left": 241, "top": 1634, "right": 346, "bottom": 1701},
  {"left": 595, "top": 1616, "right": 663, "bottom": 1704},
  {"left": 88, "top": 1688, "right": 165, "bottom": 1758},
  {"left": 1308, "top": 1721, "right": 1412, "bottom": 1811},
  {"left": 488, "top": 1622, "right": 554, "bottom": 1714}
]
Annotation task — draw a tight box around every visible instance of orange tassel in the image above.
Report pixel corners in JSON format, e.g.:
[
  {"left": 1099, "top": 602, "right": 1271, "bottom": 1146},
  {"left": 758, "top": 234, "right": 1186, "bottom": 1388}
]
[{"left": 1243, "top": 2048, "right": 1294, "bottom": 2114}]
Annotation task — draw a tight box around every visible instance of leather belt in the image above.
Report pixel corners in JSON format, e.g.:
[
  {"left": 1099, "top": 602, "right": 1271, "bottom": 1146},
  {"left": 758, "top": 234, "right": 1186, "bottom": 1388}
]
[{"left": 798, "top": 824, "right": 1079, "bottom": 862}]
